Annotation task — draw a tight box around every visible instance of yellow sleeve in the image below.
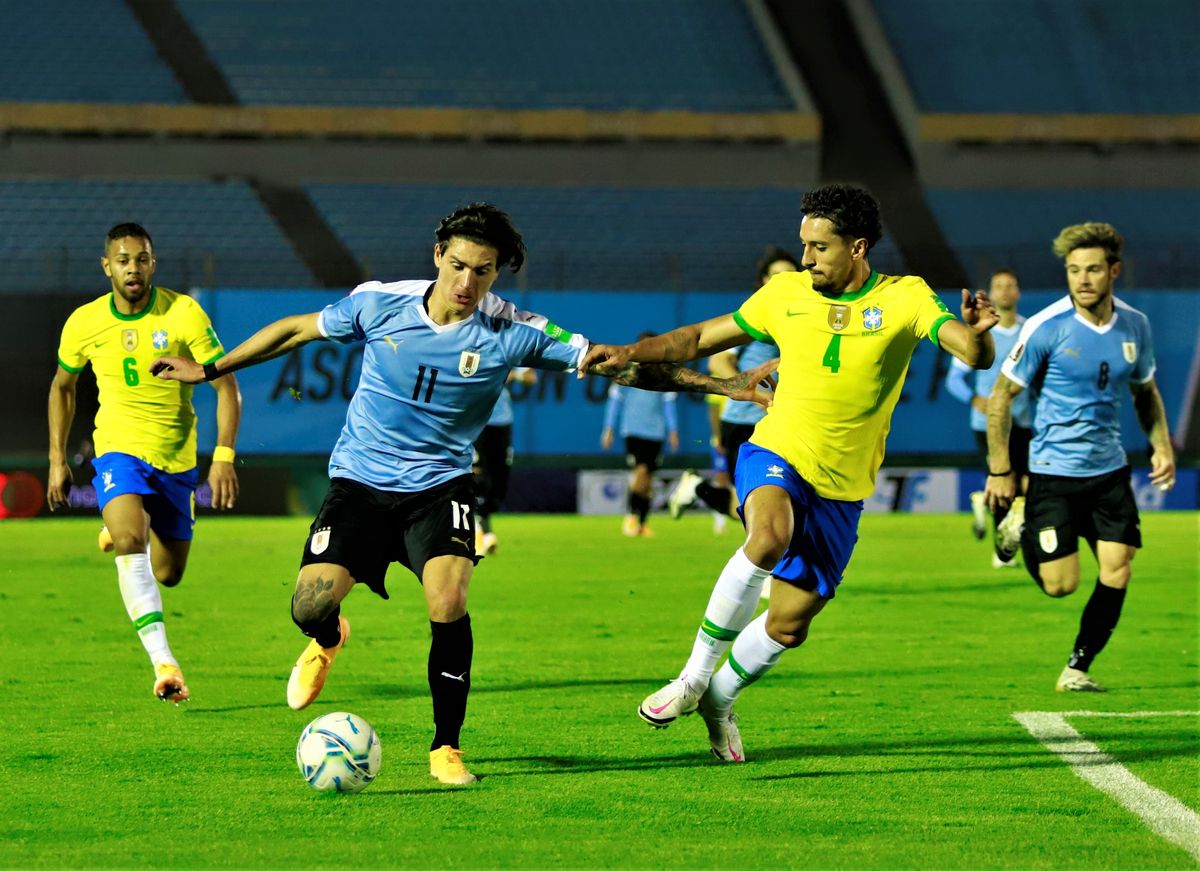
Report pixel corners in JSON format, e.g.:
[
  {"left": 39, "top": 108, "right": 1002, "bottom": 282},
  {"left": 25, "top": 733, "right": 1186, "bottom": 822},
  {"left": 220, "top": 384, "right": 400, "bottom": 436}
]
[
  {"left": 733, "top": 284, "right": 775, "bottom": 343},
  {"left": 56, "top": 310, "right": 88, "bottom": 373},
  {"left": 181, "top": 298, "right": 226, "bottom": 364},
  {"left": 909, "top": 280, "right": 956, "bottom": 347}
]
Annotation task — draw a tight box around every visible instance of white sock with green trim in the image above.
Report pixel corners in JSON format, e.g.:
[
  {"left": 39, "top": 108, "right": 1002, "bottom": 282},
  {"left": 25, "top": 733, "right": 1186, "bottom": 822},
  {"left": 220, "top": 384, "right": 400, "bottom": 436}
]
[
  {"left": 115, "top": 553, "right": 176, "bottom": 667},
  {"left": 704, "top": 612, "right": 785, "bottom": 716},
  {"left": 680, "top": 548, "right": 770, "bottom": 686}
]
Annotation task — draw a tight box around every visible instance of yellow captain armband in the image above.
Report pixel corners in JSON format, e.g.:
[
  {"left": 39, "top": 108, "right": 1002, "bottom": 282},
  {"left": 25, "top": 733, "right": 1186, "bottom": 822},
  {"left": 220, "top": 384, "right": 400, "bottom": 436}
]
[{"left": 212, "top": 446, "right": 237, "bottom": 464}]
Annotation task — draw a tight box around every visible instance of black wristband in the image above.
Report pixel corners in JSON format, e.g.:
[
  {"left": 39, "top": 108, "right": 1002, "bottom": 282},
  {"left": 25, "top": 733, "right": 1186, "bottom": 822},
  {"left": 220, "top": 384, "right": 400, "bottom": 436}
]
[
  {"left": 988, "top": 469, "right": 1012, "bottom": 477},
  {"left": 203, "top": 362, "right": 221, "bottom": 382}
]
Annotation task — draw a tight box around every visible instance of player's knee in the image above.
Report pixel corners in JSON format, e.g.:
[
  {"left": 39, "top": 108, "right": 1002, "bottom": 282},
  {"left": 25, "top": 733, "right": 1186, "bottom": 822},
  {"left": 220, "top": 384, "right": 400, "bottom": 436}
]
[
  {"left": 744, "top": 525, "right": 789, "bottom": 567},
  {"left": 109, "top": 528, "right": 148, "bottom": 555},
  {"left": 156, "top": 568, "right": 184, "bottom": 588},
  {"left": 426, "top": 589, "right": 468, "bottom": 623},
  {"left": 765, "top": 616, "right": 808, "bottom": 649}
]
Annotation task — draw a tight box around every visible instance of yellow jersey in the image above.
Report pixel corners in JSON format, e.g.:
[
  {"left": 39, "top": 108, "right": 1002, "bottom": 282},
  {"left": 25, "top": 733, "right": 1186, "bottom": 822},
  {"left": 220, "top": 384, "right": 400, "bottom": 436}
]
[
  {"left": 56, "top": 287, "right": 225, "bottom": 473},
  {"left": 733, "top": 270, "right": 955, "bottom": 501}
]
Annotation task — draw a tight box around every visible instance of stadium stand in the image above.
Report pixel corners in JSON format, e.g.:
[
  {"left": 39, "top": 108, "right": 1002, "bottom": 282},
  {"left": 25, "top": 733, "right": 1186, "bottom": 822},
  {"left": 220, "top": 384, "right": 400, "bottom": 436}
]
[
  {"left": 874, "top": 0, "right": 1200, "bottom": 113},
  {"left": 0, "top": 0, "right": 186, "bottom": 104},
  {"left": 306, "top": 182, "right": 902, "bottom": 291},
  {"left": 176, "top": 0, "right": 795, "bottom": 111},
  {"left": 0, "top": 180, "right": 315, "bottom": 292}
]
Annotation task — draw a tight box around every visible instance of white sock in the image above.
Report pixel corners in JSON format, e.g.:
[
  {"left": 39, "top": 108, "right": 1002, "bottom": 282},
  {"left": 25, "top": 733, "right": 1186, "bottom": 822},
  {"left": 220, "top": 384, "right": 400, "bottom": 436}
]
[
  {"left": 116, "top": 553, "right": 176, "bottom": 667},
  {"left": 704, "top": 612, "right": 786, "bottom": 716},
  {"left": 680, "top": 548, "right": 770, "bottom": 685}
]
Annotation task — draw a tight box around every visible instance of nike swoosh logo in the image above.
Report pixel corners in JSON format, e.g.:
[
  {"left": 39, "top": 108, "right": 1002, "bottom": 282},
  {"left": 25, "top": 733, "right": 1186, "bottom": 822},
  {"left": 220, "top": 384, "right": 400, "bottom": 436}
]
[
  {"left": 786, "top": 309, "right": 804, "bottom": 317},
  {"left": 93, "top": 341, "right": 107, "bottom": 348},
  {"left": 648, "top": 701, "right": 675, "bottom": 715},
  {"left": 440, "top": 671, "right": 467, "bottom": 682}
]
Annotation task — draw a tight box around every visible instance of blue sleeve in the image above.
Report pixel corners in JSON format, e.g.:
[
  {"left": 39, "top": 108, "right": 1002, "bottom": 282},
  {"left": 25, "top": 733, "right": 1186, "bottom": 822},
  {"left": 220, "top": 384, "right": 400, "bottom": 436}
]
[
  {"left": 603, "top": 384, "right": 623, "bottom": 432},
  {"left": 944, "top": 359, "right": 975, "bottom": 405},
  {"left": 518, "top": 327, "right": 588, "bottom": 372},
  {"left": 1133, "top": 317, "right": 1156, "bottom": 383},
  {"left": 1001, "top": 321, "right": 1051, "bottom": 389},
  {"left": 663, "top": 393, "right": 679, "bottom": 433},
  {"left": 317, "top": 293, "right": 366, "bottom": 344}
]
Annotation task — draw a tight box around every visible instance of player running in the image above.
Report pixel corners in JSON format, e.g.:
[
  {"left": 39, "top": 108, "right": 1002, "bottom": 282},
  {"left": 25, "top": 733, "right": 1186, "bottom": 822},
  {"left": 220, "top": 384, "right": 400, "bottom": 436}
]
[
  {"left": 580, "top": 184, "right": 998, "bottom": 762},
  {"left": 985, "top": 222, "right": 1175, "bottom": 692},
  {"left": 48, "top": 223, "right": 241, "bottom": 705},
  {"left": 152, "top": 203, "right": 776, "bottom": 784}
]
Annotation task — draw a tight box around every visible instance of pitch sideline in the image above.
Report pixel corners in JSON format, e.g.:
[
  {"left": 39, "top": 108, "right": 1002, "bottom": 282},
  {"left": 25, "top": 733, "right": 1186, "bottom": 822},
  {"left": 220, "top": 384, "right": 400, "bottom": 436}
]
[{"left": 1013, "top": 710, "right": 1200, "bottom": 861}]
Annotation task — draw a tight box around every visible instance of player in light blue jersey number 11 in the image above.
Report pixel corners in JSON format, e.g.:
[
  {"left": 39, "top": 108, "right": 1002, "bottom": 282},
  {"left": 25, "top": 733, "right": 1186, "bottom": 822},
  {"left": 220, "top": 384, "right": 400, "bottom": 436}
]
[
  {"left": 151, "top": 203, "right": 777, "bottom": 785},
  {"left": 986, "top": 222, "right": 1176, "bottom": 694}
]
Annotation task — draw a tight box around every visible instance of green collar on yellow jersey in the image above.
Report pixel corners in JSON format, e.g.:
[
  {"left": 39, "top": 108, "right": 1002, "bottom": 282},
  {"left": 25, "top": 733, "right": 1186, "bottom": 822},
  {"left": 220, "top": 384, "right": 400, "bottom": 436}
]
[
  {"left": 817, "top": 270, "right": 878, "bottom": 302},
  {"left": 109, "top": 286, "right": 159, "bottom": 321}
]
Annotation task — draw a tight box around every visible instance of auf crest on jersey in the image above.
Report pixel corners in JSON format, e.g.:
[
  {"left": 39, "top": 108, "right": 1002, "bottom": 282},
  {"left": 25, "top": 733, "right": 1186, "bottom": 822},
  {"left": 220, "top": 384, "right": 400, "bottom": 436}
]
[{"left": 459, "top": 350, "right": 481, "bottom": 377}]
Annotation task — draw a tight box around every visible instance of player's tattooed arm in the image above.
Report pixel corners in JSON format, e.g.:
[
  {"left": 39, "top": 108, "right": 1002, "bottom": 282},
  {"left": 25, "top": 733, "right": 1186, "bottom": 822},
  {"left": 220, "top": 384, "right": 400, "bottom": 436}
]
[{"left": 607, "top": 359, "right": 778, "bottom": 407}]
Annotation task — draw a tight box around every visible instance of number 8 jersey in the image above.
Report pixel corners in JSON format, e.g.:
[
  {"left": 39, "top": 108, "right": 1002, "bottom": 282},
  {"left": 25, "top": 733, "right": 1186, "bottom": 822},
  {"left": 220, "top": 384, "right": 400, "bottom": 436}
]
[
  {"left": 317, "top": 280, "right": 588, "bottom": 492},
  {"left": 733, "top": 269, "right": 955, "bottom": 501},
  {"left": 1001, "top": 295, "right": 1156, "bottom": 478}
]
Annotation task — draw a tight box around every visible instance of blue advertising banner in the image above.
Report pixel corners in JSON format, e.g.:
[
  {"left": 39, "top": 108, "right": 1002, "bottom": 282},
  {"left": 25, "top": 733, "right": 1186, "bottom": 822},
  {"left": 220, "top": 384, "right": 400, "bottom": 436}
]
[{"left": 193, "top": 287, "right": 1198, "bottom": 460}]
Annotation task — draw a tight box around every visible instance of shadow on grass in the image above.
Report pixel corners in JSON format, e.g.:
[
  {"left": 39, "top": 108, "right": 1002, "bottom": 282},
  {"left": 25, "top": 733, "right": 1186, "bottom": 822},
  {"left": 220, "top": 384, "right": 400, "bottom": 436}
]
[{"left": 354, "top": 676, "right": 661, "bottom": 699}]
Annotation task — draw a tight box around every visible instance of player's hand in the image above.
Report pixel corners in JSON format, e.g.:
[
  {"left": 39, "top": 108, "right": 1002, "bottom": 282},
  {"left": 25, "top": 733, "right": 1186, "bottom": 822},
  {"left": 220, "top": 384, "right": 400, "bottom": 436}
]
[
  {"left": 961, "top": 289, "right": 999, "bottom": 333},
  {"left": 47, "top": 461, "right": 73, "bottom": 511},
  {"left": 578, "top": 343, "right": 633, "bottom": 378},
  {"left": 600, "top": 428, "right": 613, "bottom": 450},
  {"left": 207, "top": 461, "right": 239, "bottom": 510},
  {"left": 1148, "top": 450, "right": 1176, "bottom": 492},
  {"left": 668, "top": 431, "right": 680, "bottom": 453},
  {"left": 150, "top": 356, "right": 205, "bottom": 383},
  {"left": 984, "top": 471, "right": 1017, "bottom": 511},
  {"left": 723, "top": 357, "right": 779, "bottom": 408}
]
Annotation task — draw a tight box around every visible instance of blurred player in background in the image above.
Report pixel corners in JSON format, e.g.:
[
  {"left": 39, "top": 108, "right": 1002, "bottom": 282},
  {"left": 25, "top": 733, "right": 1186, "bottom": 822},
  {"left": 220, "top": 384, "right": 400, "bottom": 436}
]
[
  {"left": 601, "top": 333, "right": 679, "bottom": 538},
  {"left": 473, "top": 367, "right": 536, "bottom": 555},
  {"left": 47, "top": 223, "right": 241, "bottom": 705},
  {"left": 153, "top": 203, "right": 775, "bottom": 784},
  {"left": 582, "top": 184, "right": 998, "bottom": 762},
  {"left": 986, "top": 222, "right": 1175, "bottom": 692},
  {"left": 944, "top": 268, "right": 1031, "bottom": 567},
  {"left": 669, "top": 246, "right": 798, "bottom": 584}
]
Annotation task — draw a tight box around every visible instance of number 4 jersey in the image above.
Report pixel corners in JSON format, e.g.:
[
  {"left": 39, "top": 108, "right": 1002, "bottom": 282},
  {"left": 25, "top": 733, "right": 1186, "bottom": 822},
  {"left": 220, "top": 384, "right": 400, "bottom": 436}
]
[
  {"left": 318, "top": 280, "right": 589, "bottom": 492},
  {"left": 1001, "top": 295, "right": 1156, "bottom": 478},
  {"left": 56, "top": 287, "right": 226, "bottom": 473},
  {"left": 733, "top": 269, "right": 955, "bottom": 501}
]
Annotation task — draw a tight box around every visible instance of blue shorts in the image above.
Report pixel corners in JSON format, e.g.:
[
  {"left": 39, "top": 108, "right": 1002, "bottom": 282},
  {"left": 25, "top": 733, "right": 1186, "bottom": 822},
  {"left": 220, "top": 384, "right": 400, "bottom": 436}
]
[
  {"left": 710, "top": 444, "right": 729, "bottom": 475},
  {"left": 734, "top": 443, "right": 862, "bottom": 598},
  {"left": 92, "top": 452, "right": 198, "bottom": 542}
]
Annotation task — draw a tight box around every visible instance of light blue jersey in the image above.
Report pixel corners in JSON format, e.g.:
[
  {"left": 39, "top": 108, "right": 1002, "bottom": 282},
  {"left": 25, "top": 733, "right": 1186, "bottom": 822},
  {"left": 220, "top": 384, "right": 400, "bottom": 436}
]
[
  {"left": 945, "top": 320, "right": 1031, "bottom": 431},
  {"left": 318, "top": 280, "right": 588, "bottom": 491},
  {"left": 1001, "top": 296, "right": 1156, "bottom": 478},
  {"left": 720, "top": 340, "right": 776, "bottom": 426},
  {"left": 487, "top": 385, "right": 515, "bottom": 427},
  {"left": 603, "top": 385, "right": 678, "bottom": 441}
]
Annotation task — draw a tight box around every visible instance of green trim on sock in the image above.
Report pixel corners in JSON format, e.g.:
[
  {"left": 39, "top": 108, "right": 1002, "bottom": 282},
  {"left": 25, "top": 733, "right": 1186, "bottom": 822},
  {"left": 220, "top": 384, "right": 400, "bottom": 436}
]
[
  {"left": 701, "top": 619, "right": 740, "bottom": 642},
  {"left": 727, "top": 652, "right": 756, "bottom": 682},
  {"left": 133, "top": 611, "right": 164, "bottom": 632}
]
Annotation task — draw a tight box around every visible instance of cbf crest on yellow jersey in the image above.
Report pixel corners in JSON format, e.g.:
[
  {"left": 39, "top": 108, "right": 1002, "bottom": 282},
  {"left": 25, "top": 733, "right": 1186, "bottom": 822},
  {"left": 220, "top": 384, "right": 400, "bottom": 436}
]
[
  {"left": 56, "top": 287, "right": 225, "bottom": 473},
  {"left": 733, "top": 270, "right": 955, "bottom": 501}
]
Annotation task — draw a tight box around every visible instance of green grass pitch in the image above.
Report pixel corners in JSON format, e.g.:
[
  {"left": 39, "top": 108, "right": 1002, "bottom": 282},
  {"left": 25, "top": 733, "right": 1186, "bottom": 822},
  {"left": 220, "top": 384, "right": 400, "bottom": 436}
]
[{"left": 1, "top": 512, "right": 1196, "bottom": 869}]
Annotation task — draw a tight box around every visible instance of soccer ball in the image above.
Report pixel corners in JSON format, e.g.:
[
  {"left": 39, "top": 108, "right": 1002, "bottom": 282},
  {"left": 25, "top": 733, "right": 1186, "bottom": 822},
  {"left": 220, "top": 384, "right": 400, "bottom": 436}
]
[{"left": 296, "top": 711, "right": 382, "bottom": 793}]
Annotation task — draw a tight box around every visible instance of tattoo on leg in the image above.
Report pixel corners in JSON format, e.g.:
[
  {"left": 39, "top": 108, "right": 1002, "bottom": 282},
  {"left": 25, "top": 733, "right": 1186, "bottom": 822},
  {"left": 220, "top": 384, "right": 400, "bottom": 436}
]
[{"left": 294, "top": 576, "right": 337, "bottom": 620}]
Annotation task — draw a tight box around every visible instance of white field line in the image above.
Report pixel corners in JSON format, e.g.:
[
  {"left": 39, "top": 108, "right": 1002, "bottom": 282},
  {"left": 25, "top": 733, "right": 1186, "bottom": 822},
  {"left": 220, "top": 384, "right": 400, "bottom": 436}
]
[{"left": 1013, "top": 711, "right": 1200, "bottom": 861}]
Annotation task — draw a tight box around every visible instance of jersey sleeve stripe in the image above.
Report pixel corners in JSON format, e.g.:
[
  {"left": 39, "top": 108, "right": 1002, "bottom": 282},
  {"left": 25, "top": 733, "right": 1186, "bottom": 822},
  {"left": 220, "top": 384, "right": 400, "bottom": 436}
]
[
  {"left": 733, "top": 311, "right": 770, "bottom": 342},
  {"left": 1132, "top": 364, "right": 1157, "bottom": 385},
  {"left": 202, "top": 350, "right": 226, "bottom": 365},
  {"left": 56, "top": 356, "right": 84, "bottom": 374},
  {"left": 928, "top": 314, "right": 954, "bottom": 347}
]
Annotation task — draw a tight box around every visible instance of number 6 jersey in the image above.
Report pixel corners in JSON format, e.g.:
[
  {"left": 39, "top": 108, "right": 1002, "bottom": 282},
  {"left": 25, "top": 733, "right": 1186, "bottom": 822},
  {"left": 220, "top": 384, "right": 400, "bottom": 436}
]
[
  {"left": 1001, "top": 295, "right": 1156, "bottom": 478},
  {"left": 317, "top": 280, "right": 588, "bottom": 492}
]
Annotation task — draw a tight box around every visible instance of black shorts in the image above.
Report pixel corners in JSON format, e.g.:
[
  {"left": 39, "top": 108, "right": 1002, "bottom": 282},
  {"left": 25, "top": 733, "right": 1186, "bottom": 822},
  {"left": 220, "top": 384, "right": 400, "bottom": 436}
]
[
  {"left": 974, "top": 425, "right": 1032, "bottom": 477},
  {"left": 625, "top": 436, "right": 664, "bottom": 472},
  {"left": 1020, "top": 466, "right": 1141, "bottom": 563},
  {"left": 719, "top": 421, "right": 756, "bottom": 479},
  {"left": 299, "top": 475, "right": 481, "bottom": 599}
]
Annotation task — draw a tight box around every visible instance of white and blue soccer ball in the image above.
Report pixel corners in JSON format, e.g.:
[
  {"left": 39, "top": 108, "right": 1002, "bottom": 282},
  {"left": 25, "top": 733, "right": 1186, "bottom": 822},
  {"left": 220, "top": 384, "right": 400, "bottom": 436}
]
[{"left": 296, "top": 711, "right": 382, "bottom": 793}]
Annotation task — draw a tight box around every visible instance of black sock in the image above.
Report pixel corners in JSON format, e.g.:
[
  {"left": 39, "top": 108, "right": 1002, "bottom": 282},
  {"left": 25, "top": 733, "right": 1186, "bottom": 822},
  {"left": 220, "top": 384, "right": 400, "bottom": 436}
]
[
  {"left": 292, "top": 598, "right": 343, "bottom": 649},
  {"left": 629, "top": 492, "right": 650, "bottom": 524},
  {"left": 1067, "top": 580, "right": 1126, "bottom": 671},
  {"left": 429, "top": 614, "right": 473, "bottom": 751},
  {"left": 478, "top": 513, "right": 492, "bottom": 534},
  {"left": 695, "top": 481, "right": 733, "bottom": 515}
]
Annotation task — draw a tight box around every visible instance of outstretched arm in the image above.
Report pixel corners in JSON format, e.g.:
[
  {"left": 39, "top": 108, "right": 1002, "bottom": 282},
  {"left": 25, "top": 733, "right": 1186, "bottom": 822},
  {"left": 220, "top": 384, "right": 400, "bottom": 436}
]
[
  {"left": 578, "top": 313, "right": 751, "bottom": 375},
  {"left": 937, "top": 289, "right": 998, "bottom": 369},
  {"left": 152, "top": 313, "right": 323, "bottom": 383},
  {"left": 605, "top": 358, "right": 778, "bottom": 408},
  {"left": 1131, "top": 378, "right": 1175, "bottom": 491}
]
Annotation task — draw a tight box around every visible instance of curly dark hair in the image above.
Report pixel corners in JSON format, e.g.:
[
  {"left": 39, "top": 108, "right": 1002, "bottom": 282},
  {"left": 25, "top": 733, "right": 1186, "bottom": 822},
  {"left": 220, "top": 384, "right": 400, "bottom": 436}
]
[
  {"left": 755, "top": 245, "right": 799, "bottom": 284},
  {"left": 435, "top": 203, "right": 527, "bottom": 273},
  {"left": 801, "top": 184, "right": 883, "bottom": 252},
  {"left": 105, "top": 222, "right": 152, "bottom": 252}
]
